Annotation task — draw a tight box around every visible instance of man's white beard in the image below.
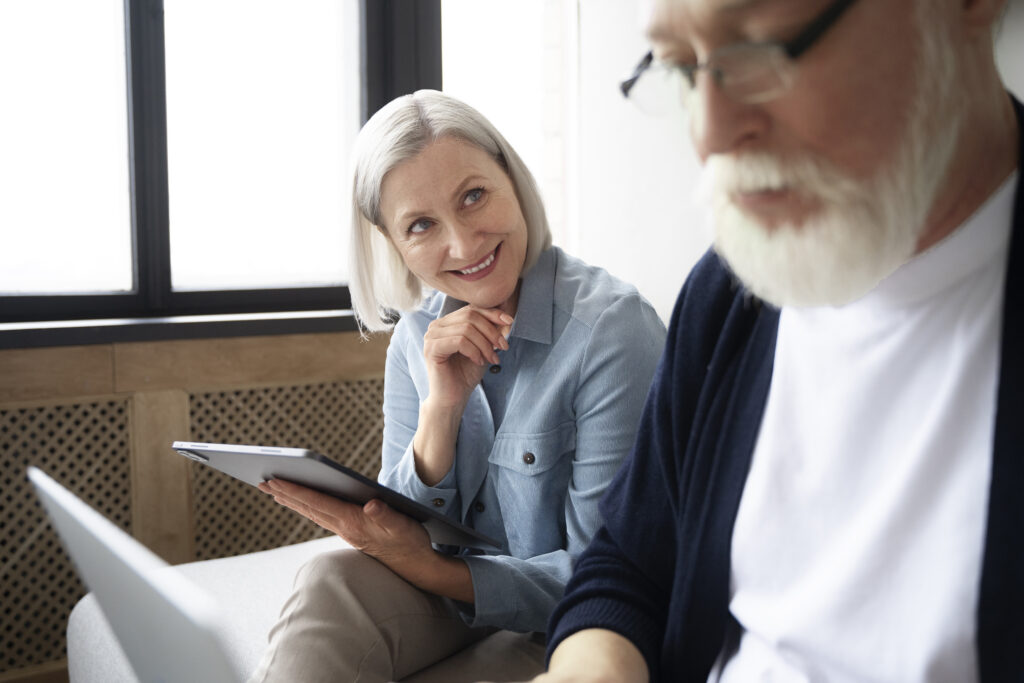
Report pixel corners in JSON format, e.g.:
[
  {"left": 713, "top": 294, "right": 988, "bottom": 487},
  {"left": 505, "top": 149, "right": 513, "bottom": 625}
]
[{"left": 706, "top": 22, "right": 962, "bottom": 309}]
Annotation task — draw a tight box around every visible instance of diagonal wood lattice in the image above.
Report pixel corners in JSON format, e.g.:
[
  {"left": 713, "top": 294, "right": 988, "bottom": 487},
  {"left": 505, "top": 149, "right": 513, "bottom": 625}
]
[
  {"left": 0, "top": 377, "right": 385, "bottom": 676},
  {"left": 189, "top": 378, "right": 385, "bottom": 560},
  {"left": 1, "top": 400, "right": 131, "bottom": 673}
]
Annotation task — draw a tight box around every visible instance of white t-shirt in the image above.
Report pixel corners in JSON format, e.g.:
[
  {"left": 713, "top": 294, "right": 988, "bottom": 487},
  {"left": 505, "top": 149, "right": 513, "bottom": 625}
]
[{"left": 713, "top": 173, "right": 1016, "bottom": 683}]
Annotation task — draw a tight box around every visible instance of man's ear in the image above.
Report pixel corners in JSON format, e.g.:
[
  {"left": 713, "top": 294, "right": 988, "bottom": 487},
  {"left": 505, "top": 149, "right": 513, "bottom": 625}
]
[{"left": 960, "top": 0, "right": 1008, "bottom": 34}]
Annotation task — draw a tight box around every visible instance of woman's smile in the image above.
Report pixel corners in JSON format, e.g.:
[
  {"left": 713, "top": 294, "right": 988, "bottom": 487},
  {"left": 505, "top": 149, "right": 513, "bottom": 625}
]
[{"left": 451, "top": 244, "right": 501, "bottom": 281}]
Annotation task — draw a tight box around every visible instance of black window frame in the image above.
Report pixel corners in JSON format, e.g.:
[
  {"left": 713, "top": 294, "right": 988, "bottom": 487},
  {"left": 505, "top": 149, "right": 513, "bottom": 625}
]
[{"left": 0, "top": 0, "right": 440, "bottom": 347}]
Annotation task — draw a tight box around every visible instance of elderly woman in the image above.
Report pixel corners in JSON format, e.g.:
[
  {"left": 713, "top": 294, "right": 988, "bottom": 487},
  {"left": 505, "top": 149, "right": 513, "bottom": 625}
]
[{"left": 248, "top": 90, "right": 665, "bottom": 683}]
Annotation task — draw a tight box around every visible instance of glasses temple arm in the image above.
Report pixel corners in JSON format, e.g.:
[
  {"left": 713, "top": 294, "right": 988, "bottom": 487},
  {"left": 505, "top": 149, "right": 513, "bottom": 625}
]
[{"left": 620, "top": 51, "right": 654, "bottom": 97}]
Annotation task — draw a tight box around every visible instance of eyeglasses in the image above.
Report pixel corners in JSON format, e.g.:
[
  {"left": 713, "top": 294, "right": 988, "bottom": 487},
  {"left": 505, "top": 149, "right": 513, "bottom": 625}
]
[{"left": 620, "top": 0, "right": 860, "bottom": 114}]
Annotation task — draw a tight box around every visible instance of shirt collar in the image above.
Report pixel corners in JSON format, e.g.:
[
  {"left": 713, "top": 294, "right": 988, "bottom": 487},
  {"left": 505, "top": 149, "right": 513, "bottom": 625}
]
[{"left": 438, "top": 247, "right": 556, "bottom": 345}]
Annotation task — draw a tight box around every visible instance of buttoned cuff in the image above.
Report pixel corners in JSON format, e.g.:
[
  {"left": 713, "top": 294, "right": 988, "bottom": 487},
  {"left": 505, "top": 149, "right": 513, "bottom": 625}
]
[
  {"left": 386, "top": 441, "right": 459, "bottom": 515},
  {"left": 459, "top": 554, "right": 520, "bottom": 629}
]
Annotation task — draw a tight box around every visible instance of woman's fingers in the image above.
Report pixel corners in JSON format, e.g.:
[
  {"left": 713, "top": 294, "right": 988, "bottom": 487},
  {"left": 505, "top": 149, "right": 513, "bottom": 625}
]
[
  {"left": 259, "top": 479, "right": 366, "bottom": 541},
  {"left": 425, "top": 307, "right": 513, "bottom": 365},
  {"left": 429, "top": 310, "right": 509, "bottom": 348},
  {"left": 465, "top": 307, "right": 514, "bottom": 349},
  {"left": 425, "top": 322, "right": 501, "bottom": 366},
  {"left": 425, "top": 321, "right": 497, "bottom": 365},
  {"left": 259, "top": 480, "right": 434, "bottom": 564},
  {"left": 363, "top": 498, "right": 421, "bottom": 541},
  {"left": 473, "top": 308, "right": 514, "bottom": 353},
  {"left": 467, "top": 306, "right": 514, "bottom": 328}
]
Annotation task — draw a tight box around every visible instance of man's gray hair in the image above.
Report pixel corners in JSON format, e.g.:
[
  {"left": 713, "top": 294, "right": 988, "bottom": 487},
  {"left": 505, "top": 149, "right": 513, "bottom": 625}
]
[{"left": 347, "top": 90, "right": 552, "bottom": 333}]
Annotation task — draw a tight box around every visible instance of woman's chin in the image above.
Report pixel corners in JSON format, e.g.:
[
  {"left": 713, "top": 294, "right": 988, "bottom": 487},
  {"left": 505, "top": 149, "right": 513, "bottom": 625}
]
[{"left": 460, "top": 284, "right": 518, "bottom": 313}]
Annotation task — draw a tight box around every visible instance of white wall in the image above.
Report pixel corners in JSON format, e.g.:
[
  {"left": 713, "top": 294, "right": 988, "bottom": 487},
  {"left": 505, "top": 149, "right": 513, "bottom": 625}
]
[
  {"left": 570, "top": 2, "right": 708, "bottom": 322},
  {"left": 997, "top": 0, "right": 1024, "bottom": 97}
]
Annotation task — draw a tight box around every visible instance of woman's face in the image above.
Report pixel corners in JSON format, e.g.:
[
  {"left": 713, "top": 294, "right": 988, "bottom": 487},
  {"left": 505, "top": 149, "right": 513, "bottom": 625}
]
[{"left": 379, "top": 136, "right": 529, "bottom": 312}]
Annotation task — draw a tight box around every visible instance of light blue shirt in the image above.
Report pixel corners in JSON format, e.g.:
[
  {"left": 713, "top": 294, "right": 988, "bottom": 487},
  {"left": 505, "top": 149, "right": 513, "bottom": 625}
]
[{"left": 378, "top": 246, "right": 666, "bottom": 632}]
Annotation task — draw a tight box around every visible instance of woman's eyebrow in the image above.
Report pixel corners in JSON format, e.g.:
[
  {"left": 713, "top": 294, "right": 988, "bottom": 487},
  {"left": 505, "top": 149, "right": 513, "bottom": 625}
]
[
  {"left": 450, "top": 174, "right": 488, "bottom": 201},
  {"left": 390, "top": 175, "right": 489, "bottom": 226},
  {"left": 390, "top": 203, "right": 426, "bottom": 228}
]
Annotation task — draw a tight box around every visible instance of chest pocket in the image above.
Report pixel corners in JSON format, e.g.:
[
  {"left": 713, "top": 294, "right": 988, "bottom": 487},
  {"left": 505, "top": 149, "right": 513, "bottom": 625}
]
[
  {"left": 489, "top": 422, "right": 576, "bottom": 473},
  {"left": 487, "top": 422, "right": 576, "bottom": 556}
]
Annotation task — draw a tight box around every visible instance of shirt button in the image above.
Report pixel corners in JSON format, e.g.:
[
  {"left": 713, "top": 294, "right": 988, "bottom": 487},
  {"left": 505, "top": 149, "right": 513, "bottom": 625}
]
[
  {"left": 489, "top": 365, "right": 502, "bottom": 374},
  {"left": 522, "top": 452, "right": 535, "bottom": 465},
  {"left": 474, "top": 501, "right": 486, "bottom": 513},
  {"left": 432, "top": 498, "right": 445, "bottom": 507}
]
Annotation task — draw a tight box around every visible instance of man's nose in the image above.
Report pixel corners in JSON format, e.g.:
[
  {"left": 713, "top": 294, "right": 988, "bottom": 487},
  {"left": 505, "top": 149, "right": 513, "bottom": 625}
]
[{"left": 688, "top": 73, "right": 766, "bottom": 161}]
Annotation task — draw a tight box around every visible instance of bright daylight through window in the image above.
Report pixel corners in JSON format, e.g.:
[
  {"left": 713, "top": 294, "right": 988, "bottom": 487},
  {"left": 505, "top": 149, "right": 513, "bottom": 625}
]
[
  {"left": 0, "top": 0, "right": 360, "bottom": 302},
  {"left": 0, "top": 0, "right": 133, "bottom": 294},
  {"left": 164, "top": 0, "right": 359, "bottom": 291}
]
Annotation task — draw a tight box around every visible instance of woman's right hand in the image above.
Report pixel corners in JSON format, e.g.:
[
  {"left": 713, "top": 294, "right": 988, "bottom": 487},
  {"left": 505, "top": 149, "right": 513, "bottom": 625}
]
[
  {"left": 412, "top": 306, "right": 513, "bottom": 485},
  {"left": 421, "top": 306, "right": 513, "bottom": 411}
]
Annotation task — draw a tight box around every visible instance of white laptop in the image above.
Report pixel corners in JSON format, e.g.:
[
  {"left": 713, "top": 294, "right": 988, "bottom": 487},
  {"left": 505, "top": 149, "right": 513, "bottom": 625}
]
[{"left": 27, "top": 467, "right": 241, "bottom": 683}]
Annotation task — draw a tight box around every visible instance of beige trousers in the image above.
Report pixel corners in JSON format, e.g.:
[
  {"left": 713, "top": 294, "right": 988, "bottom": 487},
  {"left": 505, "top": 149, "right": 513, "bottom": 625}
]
[{"left": 247, "top": 548, "right": 546, "bottom": 683}]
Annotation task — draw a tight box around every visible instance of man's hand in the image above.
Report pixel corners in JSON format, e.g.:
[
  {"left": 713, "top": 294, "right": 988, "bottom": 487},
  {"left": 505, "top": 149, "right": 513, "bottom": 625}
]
[{"left": 479, "top": 629, "right": 649, "bottom": 683}]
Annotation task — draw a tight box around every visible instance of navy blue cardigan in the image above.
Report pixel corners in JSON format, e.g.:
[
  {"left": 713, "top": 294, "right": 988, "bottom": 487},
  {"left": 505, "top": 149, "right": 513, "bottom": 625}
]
[{"left": 548, "top": 99, "right": 1024, "bottom": 682}]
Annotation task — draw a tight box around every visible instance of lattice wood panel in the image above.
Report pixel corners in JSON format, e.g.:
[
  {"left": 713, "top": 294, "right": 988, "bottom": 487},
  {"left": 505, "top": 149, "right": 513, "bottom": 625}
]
[
  {"left": 0, "top": 400, "right": 131, "bottom": 674},
  {"left": 189, "top": 378, "right": 385, "bottom": 560}
]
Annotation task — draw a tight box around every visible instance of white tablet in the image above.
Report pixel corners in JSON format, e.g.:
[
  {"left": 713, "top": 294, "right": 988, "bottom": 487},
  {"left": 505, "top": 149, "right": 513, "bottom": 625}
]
[{"left": 172, "top": 441, "right": 502, "bottom": 551}]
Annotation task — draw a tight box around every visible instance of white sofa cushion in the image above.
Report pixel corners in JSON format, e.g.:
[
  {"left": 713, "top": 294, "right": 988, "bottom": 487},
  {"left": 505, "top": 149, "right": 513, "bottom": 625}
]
[{"left": 66, "top": 536, "right": 545, "bottom": 682}]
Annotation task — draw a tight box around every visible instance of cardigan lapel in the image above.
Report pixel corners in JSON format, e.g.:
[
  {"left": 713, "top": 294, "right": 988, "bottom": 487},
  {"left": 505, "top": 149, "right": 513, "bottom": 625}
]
[{"left": 975, "top": 93, "right": 1024, "bottom": 682}]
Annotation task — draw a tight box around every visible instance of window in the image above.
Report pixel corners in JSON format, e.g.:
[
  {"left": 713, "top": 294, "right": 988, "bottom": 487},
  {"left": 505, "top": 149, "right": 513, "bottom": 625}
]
[
  {"left": 163, "top": 0, "right": 358, "bottom": 292},
  {"left": 0, "top": 0, "right": 440, "bottom": 344},
  {"left": 0, "top": 0, "right": 133, "bottom": 295}
]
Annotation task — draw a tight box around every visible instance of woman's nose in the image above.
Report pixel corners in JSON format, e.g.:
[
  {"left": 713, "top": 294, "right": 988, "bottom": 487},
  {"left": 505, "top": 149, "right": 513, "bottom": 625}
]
[
  {"left": 444, "top": 222, "right": 482, "bottom": 260},
  {"left": 688, "top": 73, "right": 766, "bottom": 162}
]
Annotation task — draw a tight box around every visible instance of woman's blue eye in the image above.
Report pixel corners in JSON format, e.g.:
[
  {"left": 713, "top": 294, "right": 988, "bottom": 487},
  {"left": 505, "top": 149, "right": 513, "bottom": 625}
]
[
  {"left": 463, "top": 188, "right": 484, "bottom": 206},
  {"left": 408, "top": 218, "right": 432, "bottom": 234}
]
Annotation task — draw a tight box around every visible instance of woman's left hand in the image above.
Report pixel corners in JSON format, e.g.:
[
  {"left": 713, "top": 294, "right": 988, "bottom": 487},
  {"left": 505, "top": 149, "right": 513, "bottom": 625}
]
[
  {"left": 259, "top": 479, "right": 475, "bottom": 602},
  {"left": 259, "top": 478, "right": 432, "bottom": 565}
]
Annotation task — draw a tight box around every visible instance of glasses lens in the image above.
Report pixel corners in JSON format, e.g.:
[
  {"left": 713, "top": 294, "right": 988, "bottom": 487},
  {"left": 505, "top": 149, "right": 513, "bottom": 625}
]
[
  {"left": 627, "top": 62, "right": 691, "bottom": 116},
  {"left": 713, "top": 43, "right": 794, "bottom": 104}
]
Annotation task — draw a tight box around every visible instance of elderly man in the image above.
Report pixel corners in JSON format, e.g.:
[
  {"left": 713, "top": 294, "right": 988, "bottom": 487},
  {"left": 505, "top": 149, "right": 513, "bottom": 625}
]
[{"left": 539, "top": 0, "right": 1021, "bottom": 681}]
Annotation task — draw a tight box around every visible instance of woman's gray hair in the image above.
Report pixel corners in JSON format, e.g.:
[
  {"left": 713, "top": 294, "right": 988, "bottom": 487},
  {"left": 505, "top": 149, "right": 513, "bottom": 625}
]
[{"left": 348, "top": 89, "right": 552, "bottom": 333}]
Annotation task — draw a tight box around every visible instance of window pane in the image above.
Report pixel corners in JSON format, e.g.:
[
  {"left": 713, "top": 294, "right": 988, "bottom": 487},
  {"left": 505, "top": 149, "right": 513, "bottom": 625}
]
[
  {"left": 0, "top": 0, "right": 132, "bottom": 294},
  {"left": 164, "top": 0, "right": 359, "bottom": 292}
]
